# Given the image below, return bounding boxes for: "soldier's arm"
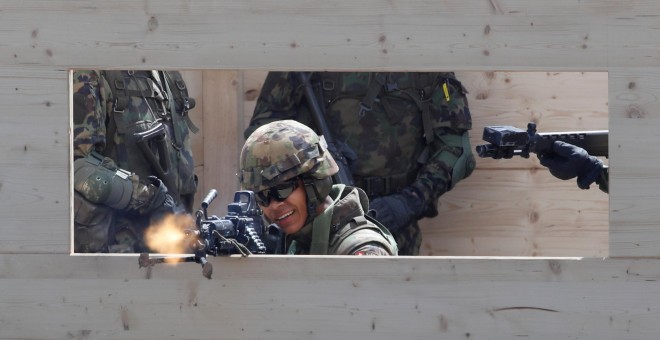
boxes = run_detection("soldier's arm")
[406,76,476,217]
[368,75,476,232]
[72,71,175,214]
[72,70,109,159]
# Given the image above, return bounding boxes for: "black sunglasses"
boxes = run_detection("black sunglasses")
[256,178,300,206]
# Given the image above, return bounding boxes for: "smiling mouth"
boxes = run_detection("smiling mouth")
[276,210,294,222]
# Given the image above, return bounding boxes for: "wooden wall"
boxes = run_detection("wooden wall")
[2,1,660,339]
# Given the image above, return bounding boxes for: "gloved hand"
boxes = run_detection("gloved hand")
[538,141,604,189]
[129,176,181,217]
[147,176,185,220]
[369,188,425,233]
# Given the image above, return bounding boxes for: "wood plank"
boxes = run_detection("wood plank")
[421,168,608,257]
[0,72,69,253]
[1,254,660,339]
[0,1,658,70]
[201,70,241,210]
[610,68,660,257]
[3,2,660,338]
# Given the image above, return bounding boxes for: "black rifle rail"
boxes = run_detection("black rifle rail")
[476,123,608,159]
[138,189,283,279]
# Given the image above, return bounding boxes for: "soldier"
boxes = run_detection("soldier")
[72,70,198,253]
[239,120,398,255]
[538,141,609,193]
[245,72,475,255]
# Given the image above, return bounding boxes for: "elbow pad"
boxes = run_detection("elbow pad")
[74,152,134,209]
[450,131,476,188]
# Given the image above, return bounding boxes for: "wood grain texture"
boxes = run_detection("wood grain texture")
[1,1,660,338]
[0,1,658,70]
[2,254,660,339]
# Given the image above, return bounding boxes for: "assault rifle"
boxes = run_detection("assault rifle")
[475,122,608,159]
[139,189,284,279]
[298,72,355,186]
[134,122,181,202]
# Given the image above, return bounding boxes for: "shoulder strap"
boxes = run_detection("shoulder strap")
[309,201,334,255]
[163,71,199,133]
[102,71,130,113]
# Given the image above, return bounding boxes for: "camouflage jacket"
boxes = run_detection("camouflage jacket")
[73,70,197,209]
[72,70,197,252]
[287,184,398,255]
[246,72,476,218]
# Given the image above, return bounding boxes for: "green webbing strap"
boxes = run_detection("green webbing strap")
[164,72,200,133]
[420,99,434,144]
[309,202,334,255]
[104,71,153,112]
[287,240,298,255]
[160,71,184,148]
[309,184,345,254]
[359,73,386,116]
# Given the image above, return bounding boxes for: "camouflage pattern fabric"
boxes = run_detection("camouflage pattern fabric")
[245,72,476,255]
[287,184,397,256]
[239,120,338,193]
[72,70,197,252]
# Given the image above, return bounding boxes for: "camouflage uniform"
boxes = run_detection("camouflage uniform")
[245,72,475,255]
[239,120,398,256]
[72,70,197,253]
[287,184,397,256]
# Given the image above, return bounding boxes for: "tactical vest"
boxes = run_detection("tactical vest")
[101,70,198,211]
[310,72,470,198]
[328,214,398,255]
[287,184,398,255]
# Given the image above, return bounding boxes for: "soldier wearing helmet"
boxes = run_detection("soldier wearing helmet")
[239,120,398,255]
[245,72,476,255]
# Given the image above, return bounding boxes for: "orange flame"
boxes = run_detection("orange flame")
[144,213,195,263]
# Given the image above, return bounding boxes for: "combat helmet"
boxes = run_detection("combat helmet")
[238,120,339,218]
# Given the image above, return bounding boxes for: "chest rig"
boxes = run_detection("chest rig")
[102,70,198,206]
[312,72,460,198]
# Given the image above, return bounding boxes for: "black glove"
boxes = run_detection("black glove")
[132,176,182,219]
[538,141,604,189]
[369,188,425,233]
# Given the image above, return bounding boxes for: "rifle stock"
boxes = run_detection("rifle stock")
[476,122,608,159]
[298,72,355,185]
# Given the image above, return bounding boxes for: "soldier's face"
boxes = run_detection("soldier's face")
[259,179,308,235]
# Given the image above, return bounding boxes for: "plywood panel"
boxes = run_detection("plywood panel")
[423,169,608,256]
[201,70,241,210]
[2,255,660,339]
[610,68,660,257]
[0,2,657,71]
[1,1,660,339]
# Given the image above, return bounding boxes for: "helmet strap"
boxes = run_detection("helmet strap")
[302,178,320,224]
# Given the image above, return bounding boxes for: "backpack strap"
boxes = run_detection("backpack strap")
[102,70,154,113]
[358,73,387,117]
[163,71,199,133]
[309,203,334,255]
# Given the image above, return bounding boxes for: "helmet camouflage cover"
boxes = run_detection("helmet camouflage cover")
[239,120,339,192]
